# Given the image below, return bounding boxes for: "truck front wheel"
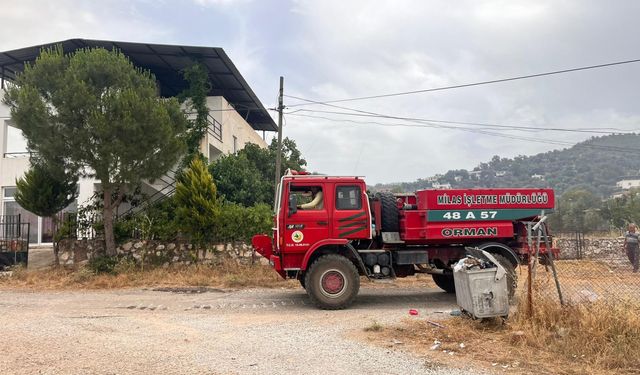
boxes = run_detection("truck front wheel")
[305,254,360,310]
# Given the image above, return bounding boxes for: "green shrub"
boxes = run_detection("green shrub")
[215,203,272,243]
[88,255,118,275]
[114,198,180,242]
[113,257,138,274]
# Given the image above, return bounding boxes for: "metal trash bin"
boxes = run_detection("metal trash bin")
[453,250,509,319]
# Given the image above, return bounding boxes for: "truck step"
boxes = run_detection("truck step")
[381,232,404,244]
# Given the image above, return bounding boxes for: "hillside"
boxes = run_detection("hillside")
[372,134,640,197]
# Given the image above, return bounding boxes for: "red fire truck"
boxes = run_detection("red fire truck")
[252,170,556,309]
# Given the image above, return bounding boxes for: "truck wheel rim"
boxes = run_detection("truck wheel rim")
[320,270,347,297]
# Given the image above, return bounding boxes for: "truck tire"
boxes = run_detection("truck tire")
[375,192,399,232]
[432,273,456,293]
[298,273,306,289]
[490,253,518,300]
[305,254,360,310]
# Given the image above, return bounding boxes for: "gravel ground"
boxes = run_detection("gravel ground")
[0,286,489,375]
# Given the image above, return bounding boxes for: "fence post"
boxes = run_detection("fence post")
[526,222,534,317]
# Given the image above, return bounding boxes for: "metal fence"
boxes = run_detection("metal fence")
[520,233,639,310]
[0,215,30,269]
[57,211,102,240]
[57,211,150,241]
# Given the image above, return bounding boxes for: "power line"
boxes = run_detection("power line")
[286,112,640,155]
[285,57,640,107]
[289,108,635,135]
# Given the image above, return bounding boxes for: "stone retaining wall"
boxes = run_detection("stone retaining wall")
[57,239,264,267]
[555,237,626,260]
[58,236,627,267]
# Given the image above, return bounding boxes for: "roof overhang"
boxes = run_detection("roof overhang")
[0,38,277,132]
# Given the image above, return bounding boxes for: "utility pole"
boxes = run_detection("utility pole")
[274,76,284,202]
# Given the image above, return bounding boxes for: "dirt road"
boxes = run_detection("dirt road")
[1,286,485,375]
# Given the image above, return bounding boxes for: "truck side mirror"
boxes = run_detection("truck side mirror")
[288,194,298,216]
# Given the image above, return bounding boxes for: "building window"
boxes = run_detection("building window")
[2,186,76,244]
[209,144,223,161]
[336,185,362,210]
[4,121,29,158]
[2,188,38,243]
[3,187,16,198]
[233,135,238,154]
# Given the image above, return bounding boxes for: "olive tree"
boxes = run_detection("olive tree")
[3,47,188,256]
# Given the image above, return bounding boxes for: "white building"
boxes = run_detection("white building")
[0,39,276,245]
[432,182,452,189]
[611,191,627,199]
[616,177,640,190]
[469,170,482,179]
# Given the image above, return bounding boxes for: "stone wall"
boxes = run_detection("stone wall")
[58,236,627,267]
[555,237,626,260]
[57,239,265,267]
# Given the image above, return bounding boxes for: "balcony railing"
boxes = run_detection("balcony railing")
[207,114,222,142]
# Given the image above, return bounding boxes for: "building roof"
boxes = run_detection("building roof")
[0,38,277,132]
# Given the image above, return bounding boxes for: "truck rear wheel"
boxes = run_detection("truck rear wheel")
[489,253,517,300]
[432,273,456,293]
[375,192,399,232]
[305,254,360,310]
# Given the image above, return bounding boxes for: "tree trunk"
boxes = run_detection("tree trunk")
[103,188,117,256]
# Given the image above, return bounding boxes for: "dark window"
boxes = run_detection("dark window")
[336,185,362,210]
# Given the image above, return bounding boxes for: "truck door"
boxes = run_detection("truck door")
[332,183,371,239]
[282,182,330,268]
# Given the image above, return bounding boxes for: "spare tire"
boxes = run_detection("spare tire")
[375,192,399,232]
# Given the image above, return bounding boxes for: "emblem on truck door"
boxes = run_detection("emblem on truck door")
[291,231,304,243]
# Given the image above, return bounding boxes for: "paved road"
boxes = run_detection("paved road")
[0,286,485,375]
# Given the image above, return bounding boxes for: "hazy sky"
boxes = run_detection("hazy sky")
[1,0,639,184]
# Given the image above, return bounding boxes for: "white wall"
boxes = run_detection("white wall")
[203,96,267,160]
[616,179,640,190]
[0,89,30,199]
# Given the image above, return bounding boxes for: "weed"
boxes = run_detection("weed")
[88,255,118,275]
[364,320,384,332]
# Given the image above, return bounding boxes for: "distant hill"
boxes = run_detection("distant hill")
[372,134,640,197]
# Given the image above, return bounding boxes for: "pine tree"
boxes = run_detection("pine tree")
[3,46,188,256]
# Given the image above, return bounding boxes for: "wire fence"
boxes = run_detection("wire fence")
[520,233,640,310]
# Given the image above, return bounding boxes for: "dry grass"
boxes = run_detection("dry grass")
[0,259,296,290]
[368,290,640,375]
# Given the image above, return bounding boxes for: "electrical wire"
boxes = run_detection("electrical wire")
[285,58,640,107]
[286,112,640,155]
[289,108,635,135]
